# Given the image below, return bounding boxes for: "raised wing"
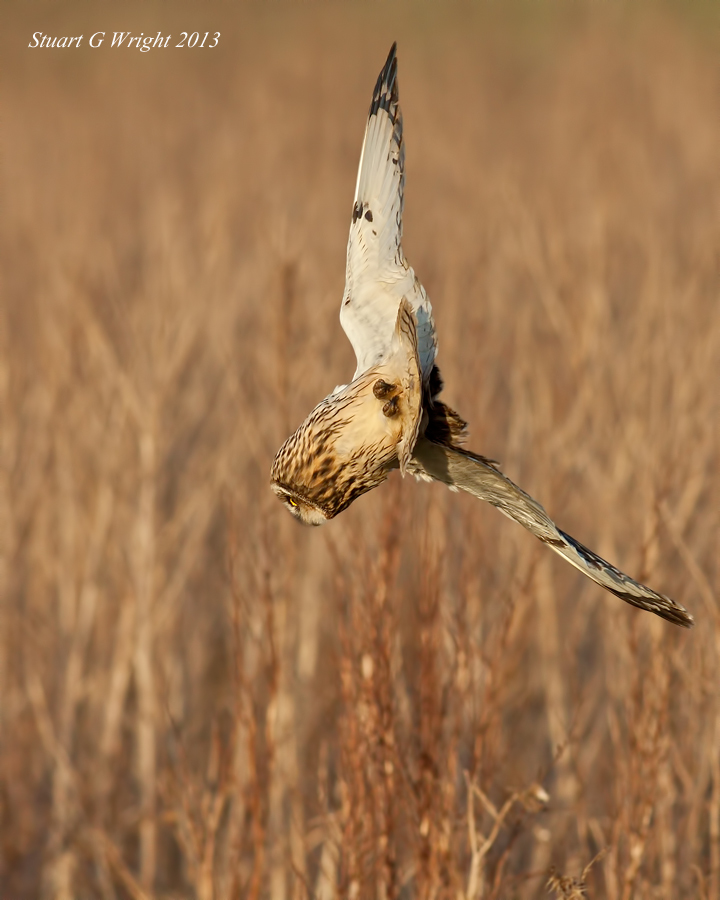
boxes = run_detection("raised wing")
[412,438,694,627]
[340,43,437,382]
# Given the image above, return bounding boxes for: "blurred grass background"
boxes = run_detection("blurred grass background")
[2,1,720,897]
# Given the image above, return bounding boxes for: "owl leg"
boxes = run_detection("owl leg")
[373,379,402,418]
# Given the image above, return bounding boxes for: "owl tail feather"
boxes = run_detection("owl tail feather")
[412,437,694,628]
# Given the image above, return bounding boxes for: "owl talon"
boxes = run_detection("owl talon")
[382,396,399,417]
[373,379,397,400]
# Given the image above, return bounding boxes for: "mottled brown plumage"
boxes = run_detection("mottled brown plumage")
[271,299,421,524]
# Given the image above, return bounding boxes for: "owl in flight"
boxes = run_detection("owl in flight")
[271,44,693,628]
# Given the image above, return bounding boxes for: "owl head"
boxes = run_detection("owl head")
[271,301,423,525]
[270,369,414,525]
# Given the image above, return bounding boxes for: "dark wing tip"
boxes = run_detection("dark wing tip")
[614,590,695,628]
[559,530,695,628]
[369,42,399,119]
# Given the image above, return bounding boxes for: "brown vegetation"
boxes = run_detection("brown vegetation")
[2,3,719,897]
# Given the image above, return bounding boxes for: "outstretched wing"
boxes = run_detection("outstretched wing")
[412,438,694,628]
[340,43,437,382]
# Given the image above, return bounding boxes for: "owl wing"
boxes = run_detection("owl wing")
[340,43,437,382]
[412,438,694,627]
[389,298,423,473]
[335,299,423,474]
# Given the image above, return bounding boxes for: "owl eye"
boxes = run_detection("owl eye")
[287,498,298,508]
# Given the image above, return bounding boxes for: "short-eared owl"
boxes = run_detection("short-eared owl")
[271,43,693,628]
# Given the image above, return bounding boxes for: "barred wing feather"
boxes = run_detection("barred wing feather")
[412,438,694,628]
[340,43,437,382]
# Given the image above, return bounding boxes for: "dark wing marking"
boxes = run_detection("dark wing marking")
[412,438,694,628]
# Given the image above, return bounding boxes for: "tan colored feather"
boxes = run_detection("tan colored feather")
[411,439,693,628]
[270,300,420,524]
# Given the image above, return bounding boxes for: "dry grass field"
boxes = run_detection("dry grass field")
[2,2,720,898]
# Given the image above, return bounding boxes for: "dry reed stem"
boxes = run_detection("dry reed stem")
[2,4,719,898]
